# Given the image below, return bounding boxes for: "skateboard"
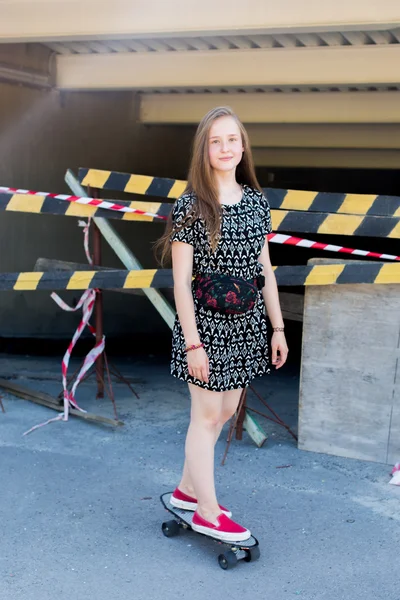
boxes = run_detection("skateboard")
[160,492,260,570]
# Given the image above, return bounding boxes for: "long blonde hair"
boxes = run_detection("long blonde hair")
[155,106,262,265]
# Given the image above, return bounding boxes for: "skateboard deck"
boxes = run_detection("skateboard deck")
[160,492,260,570]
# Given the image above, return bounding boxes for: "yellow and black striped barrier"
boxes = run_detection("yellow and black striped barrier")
[1,191,400,238]
[2,263,400,291]
[79,168,187,200]
[79,168,400,218]
[0,192,170,222]
[267,188,400,218]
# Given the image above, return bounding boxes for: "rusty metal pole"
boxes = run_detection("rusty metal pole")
[89,186,104,398]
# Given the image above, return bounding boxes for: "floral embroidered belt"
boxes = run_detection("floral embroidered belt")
[192,272,265,315]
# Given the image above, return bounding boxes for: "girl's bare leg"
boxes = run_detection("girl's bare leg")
[178,386,243,521]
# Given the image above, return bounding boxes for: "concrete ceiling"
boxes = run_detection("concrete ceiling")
[44,28,400,55]
[1,1,399,42]
[45,28,400,93]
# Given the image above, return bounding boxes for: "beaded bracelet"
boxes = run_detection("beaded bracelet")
[185,343,204,353]
[272,327,285,332]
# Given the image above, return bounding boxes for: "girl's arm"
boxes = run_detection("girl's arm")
[258,239,289,369]
[172,241,209,382]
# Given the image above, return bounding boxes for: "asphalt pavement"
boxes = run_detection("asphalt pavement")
[0,354,398,600]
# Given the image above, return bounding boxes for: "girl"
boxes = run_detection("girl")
[157,106,288,542]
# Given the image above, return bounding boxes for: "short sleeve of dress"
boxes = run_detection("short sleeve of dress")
[259,193,273,235]
[170,194,197,246]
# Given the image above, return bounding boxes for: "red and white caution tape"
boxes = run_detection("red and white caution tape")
[23,221,102,434]
[2,185,399,261]
[78,218,93,265]
[390,463,400,486]
[23,205,105,435]
[267,233,400,262]
[52,289,105,412]
[23,289,105,435]
[0,186,167,221]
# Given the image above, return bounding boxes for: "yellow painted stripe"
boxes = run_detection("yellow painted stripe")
[394,207,400,218]
[65,202,98,217]
[388,221,400,238]
[14,272,43,290]
[81,169,111,190]
[271,209,288,230]
[167,180,187,199]
[338,194,376,215]
[305,264,345,286]
[124,269,157,289]
[121,212,153,222]
[125,174,154,195]
[374,264,400,284]
[7,194,46,213]
[121,201,162,222]
[281,190,316,211]
[318,214,364,236]
[66,271,96,290]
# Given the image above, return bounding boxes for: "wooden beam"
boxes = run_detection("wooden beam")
[1,1,399,42]
[34,258,144,296]
[279,292,304,322]
[57,45,400,90]
[243,412,268,448]
[139,92,400,124]
[0,378,124,427]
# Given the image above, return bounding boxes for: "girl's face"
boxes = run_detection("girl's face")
[208,116,244,173]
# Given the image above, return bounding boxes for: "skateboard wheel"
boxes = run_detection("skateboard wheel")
[218,551,238,570]
[244,546,260,562]
[162,520,180,538]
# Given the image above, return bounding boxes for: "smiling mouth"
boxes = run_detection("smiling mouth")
[219,156,233,160]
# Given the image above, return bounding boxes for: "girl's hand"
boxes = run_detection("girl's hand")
[187,347,210,383]
[271,332,288,369]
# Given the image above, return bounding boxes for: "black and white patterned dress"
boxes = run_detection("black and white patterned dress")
[170,185,272,391]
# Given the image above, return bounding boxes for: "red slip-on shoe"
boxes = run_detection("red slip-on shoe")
[191,511,251,542]
[170,488,232,518]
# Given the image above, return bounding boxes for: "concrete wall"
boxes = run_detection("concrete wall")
[0,50,195,338]
[298,260,400,465]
